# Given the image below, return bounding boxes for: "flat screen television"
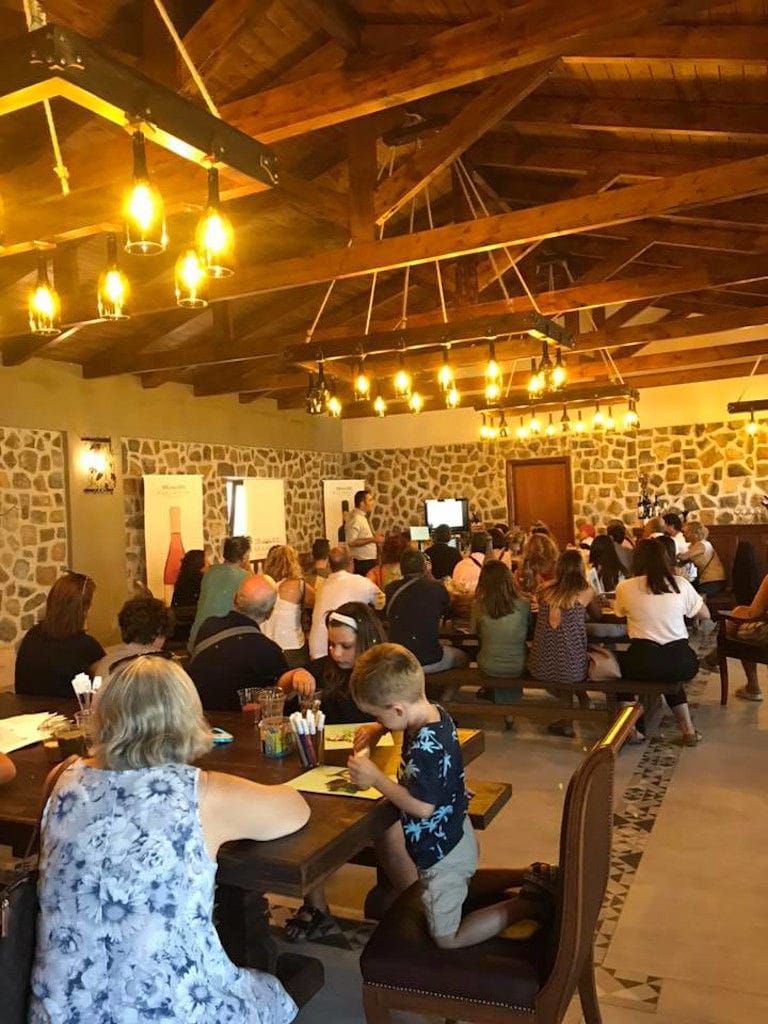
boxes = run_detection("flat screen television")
[424,498,469,532]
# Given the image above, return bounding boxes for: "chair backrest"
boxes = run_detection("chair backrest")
[536,736,615,1021]
[731,540,761,605]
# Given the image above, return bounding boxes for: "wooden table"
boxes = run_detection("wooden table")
[0,693,484,898]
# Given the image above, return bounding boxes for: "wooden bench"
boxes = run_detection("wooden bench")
[423,667,680,728]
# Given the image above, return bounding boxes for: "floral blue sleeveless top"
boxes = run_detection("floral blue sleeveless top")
[28,760,296,1024]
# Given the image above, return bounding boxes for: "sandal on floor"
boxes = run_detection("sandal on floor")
[284,904,335,943]
[735,686,764,702]
[673,730,703,747]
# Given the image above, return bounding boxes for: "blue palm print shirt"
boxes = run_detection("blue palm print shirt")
[397,704,468,870]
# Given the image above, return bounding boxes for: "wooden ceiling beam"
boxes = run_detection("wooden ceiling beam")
[347,117,378,243]
[221,1,715,143]
[177,0,255,97]
[569,25,768,68]
[502,96,768,142]
[373,63,556,225]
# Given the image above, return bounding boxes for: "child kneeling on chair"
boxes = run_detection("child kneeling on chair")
[348,642,553,948]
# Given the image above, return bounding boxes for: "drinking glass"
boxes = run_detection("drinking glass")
[256,687,286,720]
[259,716,293,759]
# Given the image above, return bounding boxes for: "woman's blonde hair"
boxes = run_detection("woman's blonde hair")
[263,544,302,582]
[520,533,559,593]
[684,520,708,542]
[93,655,212,770]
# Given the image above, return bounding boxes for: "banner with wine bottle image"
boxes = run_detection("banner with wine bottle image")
[143,475,204,604]
[323,479,365,547]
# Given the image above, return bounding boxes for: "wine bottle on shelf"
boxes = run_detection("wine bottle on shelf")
[163,506,185,605]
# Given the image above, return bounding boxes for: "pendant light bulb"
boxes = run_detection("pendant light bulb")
[437,348,454,391]
[408,390,424,414]
[560,405,571,432]
[745,410,758,436]
[516,417,529,440]
[485,341,501,382]
[527,357,543,396]
[175,249,209,308]
[353,360,371,400]
[124,131,166,255]
[485,379,501,403]
[479,414,488,441]
[326,380,342,418]
[574,409,586,434]
[592,403,605,429]
[529,411,541,435]
[195,167,234,278]
[605,406,615,431]
[373,390,387,417]
[498,412,509,439]
[394,352,411,396]
[552,347,567,389]
[545,413,556,437]
[28,256,61,336]
[97,233,129,320]
[623,399,640,429]
[445,383,460,409]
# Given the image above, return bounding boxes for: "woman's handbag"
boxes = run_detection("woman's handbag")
[587,644,622,681]
[0,756,76,1024]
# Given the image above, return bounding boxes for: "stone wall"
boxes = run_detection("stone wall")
[342,420,768,530]
[122,438,343,585]
[0,426,68,645]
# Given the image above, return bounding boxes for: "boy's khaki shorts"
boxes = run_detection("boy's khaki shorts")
[418,818,478,939]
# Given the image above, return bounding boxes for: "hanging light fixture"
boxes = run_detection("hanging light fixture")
[479,414,490,441]
[560,406,571,433]
[484,340,502,402]
[408,389,424,413]
[175,249,208,307]
[516,416,529,440]
[592,402,605,429]
[393,350,412,396]
[574,409,586,434]
[623,399,640,430]
[28,255,61,336]
[498,412,509,439]
[353,359,371,401]
[97,233,129,320]
[437,347,454,391]
[545,412,556,437]
[195,166,234,277]
[604,406,616,431]
[445,383,460,409]
[124,131,166,255]
[552,347,567,388]
[305,372,325,415]
[373,386,387,417]
[745,410,759,436]
[529,409,541,434]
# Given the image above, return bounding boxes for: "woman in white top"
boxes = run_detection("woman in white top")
[679,521,726,595]
[260,545,315,667]
[614,538,710,746]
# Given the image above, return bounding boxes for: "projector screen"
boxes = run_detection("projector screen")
[424,498,469,531]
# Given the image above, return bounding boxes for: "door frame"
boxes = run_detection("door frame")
[505,456,574,539]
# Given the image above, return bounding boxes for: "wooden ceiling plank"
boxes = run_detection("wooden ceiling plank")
[574,237,654,285]
[568,25,768,67]
[177,0,255,96]
[291,0,361,52]
[373,62,556,226]
[347,117,379,243]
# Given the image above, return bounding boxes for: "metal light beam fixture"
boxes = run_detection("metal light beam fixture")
[478,383,639,414]
[0,24,278,184]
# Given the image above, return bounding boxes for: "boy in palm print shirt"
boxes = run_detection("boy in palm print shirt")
[349,643,542,948]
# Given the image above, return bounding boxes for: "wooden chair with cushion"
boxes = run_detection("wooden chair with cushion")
[359,706,640,1024]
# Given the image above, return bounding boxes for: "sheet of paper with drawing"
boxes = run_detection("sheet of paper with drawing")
[0,712,55,754]
[286,765,384,800]
[322,723,394,750]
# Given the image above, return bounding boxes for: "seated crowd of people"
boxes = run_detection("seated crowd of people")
[7,497,766,1022]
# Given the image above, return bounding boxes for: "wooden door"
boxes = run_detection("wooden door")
[506,457,574,551]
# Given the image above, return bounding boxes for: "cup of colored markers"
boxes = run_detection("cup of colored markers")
[289,709,325,768]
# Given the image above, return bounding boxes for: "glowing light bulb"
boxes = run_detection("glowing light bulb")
[28,258,61,336]
[408,390,424,413]
[592,405,605,429]
[574,410,585,434]
[97,234,129,320]
[175,250,209,308]
[445,384,460,409]
[354,362,371,400]
[394,352,411,396]
[195,168,234,277]
[604,407,615,431]
[516,419,529,440]
[437,351,454,390]
[552,347,567,388]
[485,341,501,384]
[545,414,556,437]
[327,393,342,417]
[373,393,387,416]
[485,379,501,403]
[529,413,541,434]
[623,402,639,429]
[124,133,166,254]
[746,412,758,436]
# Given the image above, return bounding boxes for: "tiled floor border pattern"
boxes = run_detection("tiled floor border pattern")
[269,675,709,1015]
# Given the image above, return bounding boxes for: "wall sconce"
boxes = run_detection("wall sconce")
[80,437,116,493]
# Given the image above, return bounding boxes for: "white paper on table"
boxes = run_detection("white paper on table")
[322,724,395,750]
[285,766,384,800]
[0,712,54,754]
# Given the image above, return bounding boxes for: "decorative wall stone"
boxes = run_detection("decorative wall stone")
[122,438,343,586]
[342,420,767,533]
[0,426,68,644]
